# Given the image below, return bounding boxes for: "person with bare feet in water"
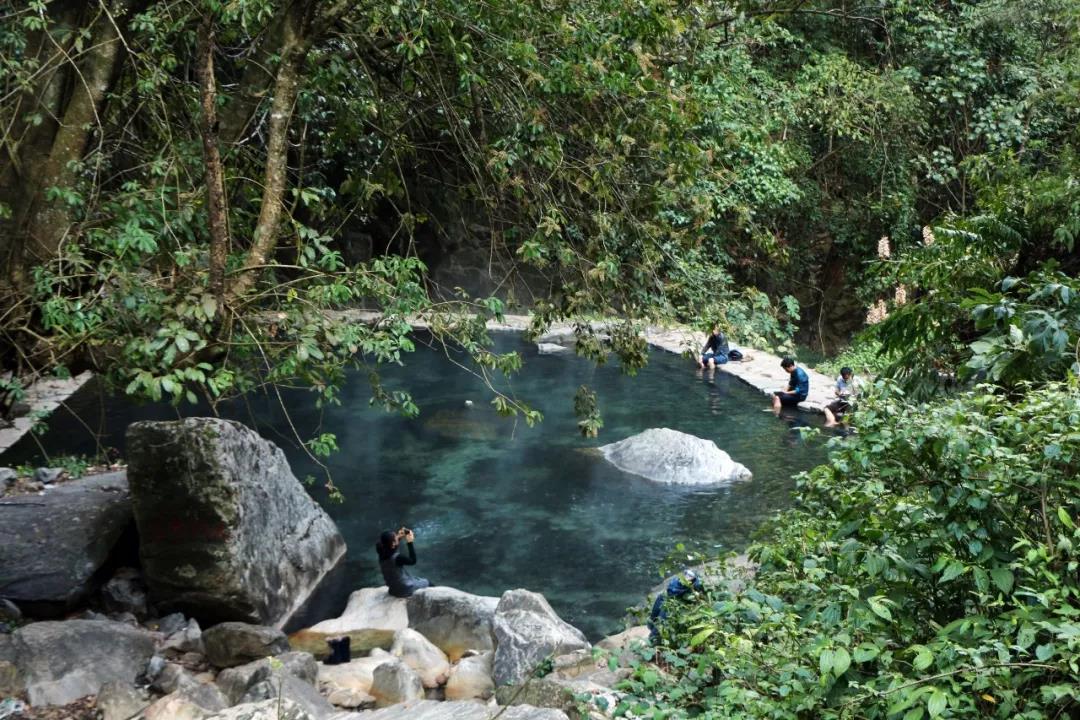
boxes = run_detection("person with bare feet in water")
[771,357,809,412]
[376,527,432,598]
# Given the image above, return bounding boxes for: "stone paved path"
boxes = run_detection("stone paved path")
[341,311,834,414]
[0,371,93,456]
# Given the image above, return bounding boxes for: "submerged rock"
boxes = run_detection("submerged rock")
[598,427,752,485]
[125,417,346,627]
[0,471,131,615]
[492,589,589,687]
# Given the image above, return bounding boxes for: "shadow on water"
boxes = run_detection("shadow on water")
[5,333,829,638]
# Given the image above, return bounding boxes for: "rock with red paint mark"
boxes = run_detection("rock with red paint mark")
[126,418,346,628]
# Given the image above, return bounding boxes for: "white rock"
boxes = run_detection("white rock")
[289,587,407,658]
[369,660,424,707]
[598,428,752,485]
[444,651,494,701]
[537,343,570,354]
[406,587,498,662]
[316,653,389,701]
[389,629,449,689]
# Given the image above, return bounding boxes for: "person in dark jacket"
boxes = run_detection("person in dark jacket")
[376,527,432,598]
[698,326,730,369]
[772,356,809,411]
[648,569,704,643]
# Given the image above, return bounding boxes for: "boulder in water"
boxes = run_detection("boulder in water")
[125,418,346,628]
[598,428,751,485]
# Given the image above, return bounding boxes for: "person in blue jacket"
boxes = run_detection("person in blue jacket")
[772,357,809,411]
[648,569,704,643]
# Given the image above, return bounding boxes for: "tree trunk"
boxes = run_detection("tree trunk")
[197,15,230,308]
[18,1,134,277]
[226,0,319,303]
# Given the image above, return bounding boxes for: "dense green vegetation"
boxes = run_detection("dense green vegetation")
[3,0,1079,715]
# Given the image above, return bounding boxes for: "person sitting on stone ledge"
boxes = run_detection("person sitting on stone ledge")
[376,526,432,598]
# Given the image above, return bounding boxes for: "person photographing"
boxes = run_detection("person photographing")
[376,526,432,598]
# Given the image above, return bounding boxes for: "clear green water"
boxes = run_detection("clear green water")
[5,333,826,638]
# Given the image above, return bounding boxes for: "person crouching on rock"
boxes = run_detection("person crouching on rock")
[376,527,432,598]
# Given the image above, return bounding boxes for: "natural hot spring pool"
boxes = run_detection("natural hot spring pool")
[5,332,828,638]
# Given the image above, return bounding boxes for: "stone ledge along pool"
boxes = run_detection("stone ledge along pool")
[3,332,827,639]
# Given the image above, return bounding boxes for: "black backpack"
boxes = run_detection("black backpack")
[728,349,744,361]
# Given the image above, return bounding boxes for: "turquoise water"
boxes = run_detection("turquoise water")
[5,333,826,638]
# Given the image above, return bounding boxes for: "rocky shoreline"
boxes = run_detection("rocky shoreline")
[2,416,709,720]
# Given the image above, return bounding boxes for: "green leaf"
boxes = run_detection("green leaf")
[819,648,835,677]
[990,567,1014,594]
[912,646,933,671]
[832,647,851,677]
[689,627,715,646]
[1059,506,1076,530]
[927,689,947,718]
[868,596,893,621]
[853,643,880,662]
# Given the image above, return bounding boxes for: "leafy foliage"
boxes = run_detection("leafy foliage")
[620,381,1080,718]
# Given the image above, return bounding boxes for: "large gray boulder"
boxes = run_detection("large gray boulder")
[125,418,346,627]
[0,471,131,615]
[492,590,589,687]
[9,619,156,707]
[351,699,569,719]
[598,428,752,485]
[406,587,498,661]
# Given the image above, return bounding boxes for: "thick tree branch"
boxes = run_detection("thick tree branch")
[197,14,229,307]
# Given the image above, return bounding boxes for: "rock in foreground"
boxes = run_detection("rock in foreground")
[492,590,589,687]
[9,619,155,707]
[352,699,568,719]
[0,471,131,615]
[126,418,346,627]
[598,427,751,485]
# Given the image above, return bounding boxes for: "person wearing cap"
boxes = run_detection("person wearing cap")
[648,569,704,643]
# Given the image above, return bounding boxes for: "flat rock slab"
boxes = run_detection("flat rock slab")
[644,325,833,412]
[0,471,131,615]
[290,587,407,659]
[599,428,751,485]
[126,418,346,628]
[344,699,568,720]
